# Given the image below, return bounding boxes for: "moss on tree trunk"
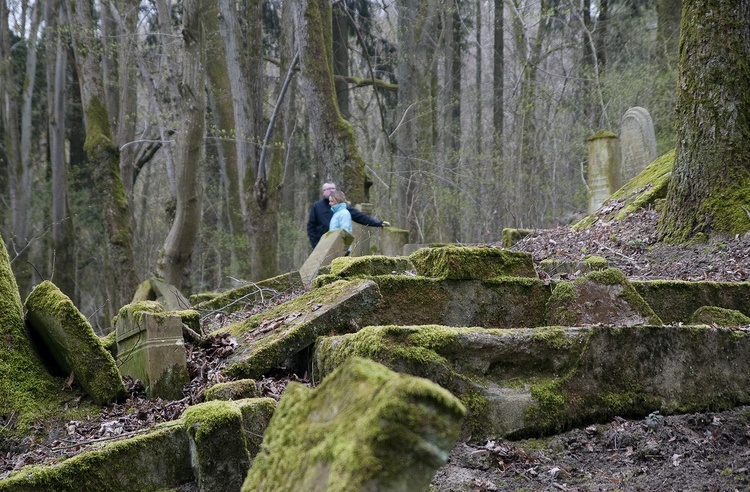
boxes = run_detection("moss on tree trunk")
[658,0,750,241]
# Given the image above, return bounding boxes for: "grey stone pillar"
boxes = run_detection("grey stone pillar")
[587,130,621,213]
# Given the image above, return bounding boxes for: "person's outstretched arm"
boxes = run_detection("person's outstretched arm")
[348,206,383,227]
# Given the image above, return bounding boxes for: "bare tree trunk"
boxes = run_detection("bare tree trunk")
[66,0,138,311]
[0,0,41,296]
[656,0,682,67]
[293,0,369,204]
[492,0,505,235]
[443,5,462,242]
[46,0,76,301]
[205,0,251,280]
[160,0,206,290]
[658,0,750,241]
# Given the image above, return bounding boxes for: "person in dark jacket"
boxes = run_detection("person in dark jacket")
[306,182,389,248]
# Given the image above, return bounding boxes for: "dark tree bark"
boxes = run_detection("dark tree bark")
[657,0,750,241]
[66,0,138,311]
[293,0,369,204]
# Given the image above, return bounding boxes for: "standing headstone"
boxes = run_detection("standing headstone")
[115,304,189,400]
[351,203,377,257]
[620,106,657,184]
[587,130,621,213]
[298,228,354,288]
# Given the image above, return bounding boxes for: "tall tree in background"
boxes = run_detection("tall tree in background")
[66,0,137,313]
[0,0,40,296]
[45,0,76,301]
[658,0,750,241]
[491,0,504,233]
[160,0,206,290]
[293,0,370,204]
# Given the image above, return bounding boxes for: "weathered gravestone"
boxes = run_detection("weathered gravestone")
[587,130,621,213]
[132,277,191,311]
[25,281,126,405]
[350,203,376,257]
[115,302,189,400]
[620,106,657,184]
[299,228,353,288]
[242,357,466,492]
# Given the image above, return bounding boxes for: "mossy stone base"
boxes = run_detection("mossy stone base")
[690,306,750,326]
[546,268,662,326]
[410,245,536,280]
[242,357,465,492]
[633,280,750,324]
[182,400,251,492]
[25,281,126,405]
[329,255,414,278]
[501,228,533,248]
[204,379,260,401]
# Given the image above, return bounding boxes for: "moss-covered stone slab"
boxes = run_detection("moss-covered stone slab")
[314,325,588,438]
[115,303,189,400]
[192,271,303,315]
[131,277,191,311]
[25,281,126,405]
[1,239,73,442]
[360,276,550,328]
[204,379,260,401]
[690,306,750,326]
[223,279,382,379]
[633,280,750,324]
[314,324,750,439]
[242,357,465,492]
[410,245,537,280]
[546,268,662,326]
[329,255,414,278]
[574,149,674,230]
[0,423,193,491]
[0,398,276,491]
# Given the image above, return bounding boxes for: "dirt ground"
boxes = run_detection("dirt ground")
[4,206,750,490]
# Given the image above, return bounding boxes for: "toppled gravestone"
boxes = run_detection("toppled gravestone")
[223,279,382,379]
[132,277,191,311]
[25,281,126,405]
[547,268,663,326]
[314,324,750,439]
[0,398,276,492]
[0,237,68,437]
[115,302,190,400]
[192,271,303,315]
[242,357,466,491]
[410,245,537,280]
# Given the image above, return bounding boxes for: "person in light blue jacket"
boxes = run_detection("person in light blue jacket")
[328,190,352,234]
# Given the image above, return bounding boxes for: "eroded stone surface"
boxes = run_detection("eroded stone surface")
[299,229,354,288]
[242,357,465,492]
[547,268,662,326]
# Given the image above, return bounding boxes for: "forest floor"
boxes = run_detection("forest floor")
[4,206,750,490]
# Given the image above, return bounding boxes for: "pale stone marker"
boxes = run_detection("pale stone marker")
[587,130,621,213]
[116,307,189,400]
[620,106,657,184]
[351,202,377,257]
[298,228,353,288]
[380,226,409,256]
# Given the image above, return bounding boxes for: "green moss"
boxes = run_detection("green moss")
[501,228,533,248]
[574,149,675,230]
[459,389,492,436]
[531,327,571,350]
[690,306,750,326]
[587,130,617,140]
[204,379,260,401]
[410,246,536,280]
[583,255,608,269]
